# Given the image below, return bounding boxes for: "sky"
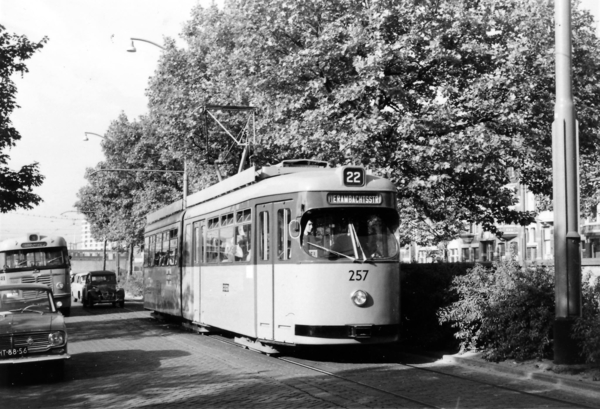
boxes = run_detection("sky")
[0,0,217,244]
[0,0,599,245]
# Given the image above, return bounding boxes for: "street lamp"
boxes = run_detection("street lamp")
[127,37,165,52]
[83,132,106,141]
[553,0,582,364]
[126,37,187,208]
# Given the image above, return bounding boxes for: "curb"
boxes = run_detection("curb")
[442,354,600,394]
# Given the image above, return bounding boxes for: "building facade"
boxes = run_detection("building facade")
[400,183,600,275]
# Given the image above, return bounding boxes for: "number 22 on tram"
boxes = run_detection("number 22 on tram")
[143,160,400,351]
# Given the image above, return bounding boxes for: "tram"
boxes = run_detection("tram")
[0,234,72,316]
[143,160,400,351]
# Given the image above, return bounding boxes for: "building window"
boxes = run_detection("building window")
[497,243,506,260]
[461,248,470,262]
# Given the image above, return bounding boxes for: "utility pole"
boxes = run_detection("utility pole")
[552,0,582,364]
[102,238,107,270]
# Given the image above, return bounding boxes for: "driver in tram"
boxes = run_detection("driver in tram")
[302,220,319,257]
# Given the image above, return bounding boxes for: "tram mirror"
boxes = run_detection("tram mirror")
[289,220,301,239]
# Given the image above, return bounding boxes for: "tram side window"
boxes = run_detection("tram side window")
[259,211,270,261]
[168,229,178,266]
[220,226,235,262]
[206,225,220,263]
[277,208,292,260]
[149,235,156,267]
[157,232,167,266]
[235,224,251,262]
[144,236,150,267]
[184,224,192,266]
[192,221,204,265]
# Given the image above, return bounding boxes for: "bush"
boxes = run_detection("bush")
[438,260,555,362]
[573,274,600,364]
[400,262,473,350]
[118,271,144,298]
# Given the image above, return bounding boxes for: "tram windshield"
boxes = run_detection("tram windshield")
[1,247,69,271]
[301,208,399,261]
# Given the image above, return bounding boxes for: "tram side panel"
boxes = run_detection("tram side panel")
[201,264,256,337]
[144,265,182,317]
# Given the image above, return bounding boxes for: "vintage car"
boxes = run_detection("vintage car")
[81,270,125,308]
[0,283,70,375]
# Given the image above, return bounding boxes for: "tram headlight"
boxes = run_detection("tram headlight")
[351,290,368,307]
[56,282,64,290]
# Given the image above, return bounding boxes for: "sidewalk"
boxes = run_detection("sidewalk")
[442,351,600,395]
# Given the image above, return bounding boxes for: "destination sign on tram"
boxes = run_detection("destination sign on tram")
[21,242,47,248]
[327,194,382,205]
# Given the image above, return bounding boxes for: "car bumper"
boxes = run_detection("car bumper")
[0,353,70,365]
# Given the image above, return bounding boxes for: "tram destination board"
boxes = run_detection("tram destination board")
[327,193,382,205]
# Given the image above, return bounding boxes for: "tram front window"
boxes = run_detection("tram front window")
[301,209,398,261]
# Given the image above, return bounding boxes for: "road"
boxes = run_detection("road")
[1,301,598,408]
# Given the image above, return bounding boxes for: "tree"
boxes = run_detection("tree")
[0,25,47,212]
[75,114,183,260]
[84,0,600,248]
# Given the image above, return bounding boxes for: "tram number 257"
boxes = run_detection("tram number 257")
[348,270,368,281]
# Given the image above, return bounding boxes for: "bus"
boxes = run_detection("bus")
[0,233,72,316]
[144,160,400,352]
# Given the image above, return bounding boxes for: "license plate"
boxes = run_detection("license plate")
[0,347,28,358]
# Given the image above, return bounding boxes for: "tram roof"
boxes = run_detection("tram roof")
[147,162,396,225]
[0,234,68,251]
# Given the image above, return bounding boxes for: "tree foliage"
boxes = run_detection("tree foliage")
[80,0,600,246]
[75,114,183,247]
[0,25,47,212]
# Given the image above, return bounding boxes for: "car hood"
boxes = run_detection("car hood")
[0,313,65,335]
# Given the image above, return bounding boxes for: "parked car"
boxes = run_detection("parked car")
[0,283,70,376]
[81,271,125,308]
[70,272,87,303]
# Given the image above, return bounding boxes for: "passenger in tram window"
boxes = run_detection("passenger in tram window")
[235,227,248,262]
[302,220,320,257]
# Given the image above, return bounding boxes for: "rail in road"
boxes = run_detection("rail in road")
[1,303,598,408]
[211,334,598,409]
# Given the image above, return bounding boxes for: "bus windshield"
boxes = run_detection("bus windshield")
[301,208,399,261]
[1,247,69,271]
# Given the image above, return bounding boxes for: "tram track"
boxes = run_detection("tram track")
[208,334,595,409]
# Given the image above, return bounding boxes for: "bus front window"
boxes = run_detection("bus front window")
[1,248,68,270]
[301,208,399,260]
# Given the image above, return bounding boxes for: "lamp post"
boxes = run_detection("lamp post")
[125,38,188,208]
[553,0,582,364]
[83,132,106,141]
[127,37,165,52]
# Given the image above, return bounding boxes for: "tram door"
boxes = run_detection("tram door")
[256,201,294,342]
[256,203,274,340]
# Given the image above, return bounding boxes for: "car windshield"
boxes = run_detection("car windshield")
[91,275,116,284]
[1,247,68,270]
[301,208,399,261]
[0,289,54,315]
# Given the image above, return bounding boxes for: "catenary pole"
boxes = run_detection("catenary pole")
[552,0,582,364]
